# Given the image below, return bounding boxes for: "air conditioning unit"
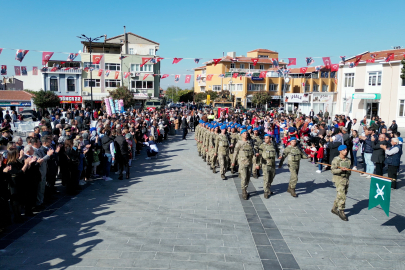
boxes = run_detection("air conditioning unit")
[82,91,89,96]
[130,72,138,77]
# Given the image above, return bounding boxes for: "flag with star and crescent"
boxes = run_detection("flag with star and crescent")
[368,176,391,217]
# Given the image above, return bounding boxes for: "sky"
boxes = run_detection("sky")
[1,0,404,90]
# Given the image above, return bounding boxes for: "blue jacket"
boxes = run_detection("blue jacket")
[385,145,401,167]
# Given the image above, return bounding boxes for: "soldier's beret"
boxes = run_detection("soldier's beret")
[241,129,247,135]
[338,145,347,151]
[264,134,271,137]
[241,125,246,129]
[253,127,259,131]
[220,125,226,130]
[247,126,252,130]
[289,137,296,141]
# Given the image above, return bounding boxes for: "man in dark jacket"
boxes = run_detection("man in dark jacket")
[41,135,60,196]
[114,129,129,180]
[371,133,390,176]
[181,115,188,140]
[389,120,398,134]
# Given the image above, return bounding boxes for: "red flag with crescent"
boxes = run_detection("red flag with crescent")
[331,64,339,72]
[114,71,120,79]
[172,58,183,64]
[98,69,103,76]
[141,57,151,67]
[161,74,169,79]
[322,57,331,69]
[300,67,308,74]
[354,55,362,66]
[288,58,296,66]
[42,52,54,65]
[259,71,267,78]
[185,75,191,83]
[92,55,102,64]
[251,58,259,66]
[213,59,222,66]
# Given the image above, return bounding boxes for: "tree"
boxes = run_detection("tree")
[401,58,405,81]
[32,90,60,109]
[165,86,183,102]
[205,90,218,102]
[194,92,207,103]
[108,86,136,107]
[251,91,271,107]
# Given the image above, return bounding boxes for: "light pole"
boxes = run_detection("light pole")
[77,34,104,110]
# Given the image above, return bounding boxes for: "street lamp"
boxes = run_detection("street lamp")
[77,34,104,110]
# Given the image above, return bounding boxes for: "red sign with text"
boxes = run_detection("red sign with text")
[59,96,82,104]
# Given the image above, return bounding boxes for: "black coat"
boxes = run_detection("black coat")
[328,141,342,164]
[389,123,398,134]
[371,140,389,163]
[181,118,188,129]
[114,135,129,160]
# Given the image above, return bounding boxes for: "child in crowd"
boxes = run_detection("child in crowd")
[309,143,317,164]
[316,141,324,173]
[143,136,159,160]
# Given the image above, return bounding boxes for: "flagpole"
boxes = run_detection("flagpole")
[316,162,393,180]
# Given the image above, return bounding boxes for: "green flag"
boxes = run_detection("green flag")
[368,176,391,216]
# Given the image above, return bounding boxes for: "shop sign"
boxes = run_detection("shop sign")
[284,93,310,103]
[312,94,333,103]
[0,101,31,106]
[352,93,381,99]
[271,96,282,99]
[59,95,82,103]
[251,77,263,81]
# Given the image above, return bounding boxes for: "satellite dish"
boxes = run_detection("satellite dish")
[285,78,290,83]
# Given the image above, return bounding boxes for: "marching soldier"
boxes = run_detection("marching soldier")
[259,134,279,199]
[214,125,229,179]
[231,129,256,200]
[251,128,263,179]
[202,124,210,162]
[195,121,202,156]
[278,137,307,197]
[210,125,219,172]
[229,125,239,173]
[331,145,351,221]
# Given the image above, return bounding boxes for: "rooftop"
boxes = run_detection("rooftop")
[81,41,123,48]
[0,90,35,101]
[206,56,286,65]
[247,49,278,53]
[345,48,405,63]
[105,32,159,45]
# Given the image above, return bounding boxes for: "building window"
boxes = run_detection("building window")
[200,86,205,92]
[368,71,382,86]
[201,70,206,75]
[258,55,269,58]
[269,84,278,91]
[149,49,155,55]
[322,85,328,92]
[228,84,243,91]
[259,65,264,70]
[400,100,405,117]
[212,85,221,91]
[129,48,134,54]
[84,79,101,87]
[284,84,290,92]
[248,84,265,91]
[105,79,121,88]
[313,84,319,92]
[305,84,310,92]
[105,63,121,71]
[131,64,153,72]
[50,77,58,91]
[249,64,255,70]
[240,64,245,69]
[344,73,354,87]
[311,73,319,79]
[230,63,235,69]
[84,62,100,70]
[330,71,336,78]
[321,72,329,78]
[402,78,405,86]
[67,77,75,92]
[131,80,154,89]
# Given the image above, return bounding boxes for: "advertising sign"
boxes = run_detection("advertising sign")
[284,93,310,103]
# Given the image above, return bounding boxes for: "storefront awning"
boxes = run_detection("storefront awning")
[352,93,381,100]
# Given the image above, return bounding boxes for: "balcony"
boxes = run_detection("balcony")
[42,68,82,74]
[229,68,265,73]
[198,81,206,86]
[200,72,206,77]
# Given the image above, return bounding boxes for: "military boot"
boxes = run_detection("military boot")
[256,169,260,177]
[392,180,397,189]
[338,210,348,221]
[212,166,216,174]
[221,174,226,180]
[198,152,201,157]
[253,171,258,179]
[287,187,297,197]
[231,167,235,174]
[242,188,249,200]
[331,205,339,216]
[263,192,269,199]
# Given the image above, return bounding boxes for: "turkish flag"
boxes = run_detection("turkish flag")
[0,48,2,55]
[206,74,213,81]
[300,67,308,74]
[65,67,71,71]
[33,66,38,75]
[259,71,267,78]
[124,72,130,79]
[288,58,296,66]
[92,55,102,64]
[143,74,149,80]
[42,52,54,65]
[213,59,222,66]
[232,73,239,78]
[172,58,183,64]
[60,61,66,65]
[114,71,120,79]
[322,57,331,69]
[14,66,21,76]
[161,74,169,79]
[354,55,362,66]
[141,57,151,67]
[51,66,57,72]
[385,53,394,62]
[251,58,259,66]
[331,64,339,72]
[366,59,375,63]
[98,69,103,76]
[185,75,191,83]
[156,57,164,63]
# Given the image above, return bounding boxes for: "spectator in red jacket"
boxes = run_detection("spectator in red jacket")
[316,141,324,173]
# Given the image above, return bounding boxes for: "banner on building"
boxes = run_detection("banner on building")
[124,72,130,79]
[322,57,331,69]
[284,93,310,103]
[33,66,38,75]
[143,74,149,80]
[368,176,391,216]
[21,66,27,76]
[92,55,102,64]
[114,71,120,79]
[185,75,191,83]
[98,69,103,76]
[14,66,21,76]
[59,96,82,104]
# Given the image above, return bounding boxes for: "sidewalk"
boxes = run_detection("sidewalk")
[0,133,404,270]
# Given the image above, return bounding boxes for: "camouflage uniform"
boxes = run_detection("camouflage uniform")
[202,128,209,161]
[229,132,239,171]
[251,135,263,178]
[279,145,307,196]
[232,140,254,198]
[331,156,351,210]
[208,132,217,167]
[259,142,278,197]
[215,133,229,178]
[195,125,201,155]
